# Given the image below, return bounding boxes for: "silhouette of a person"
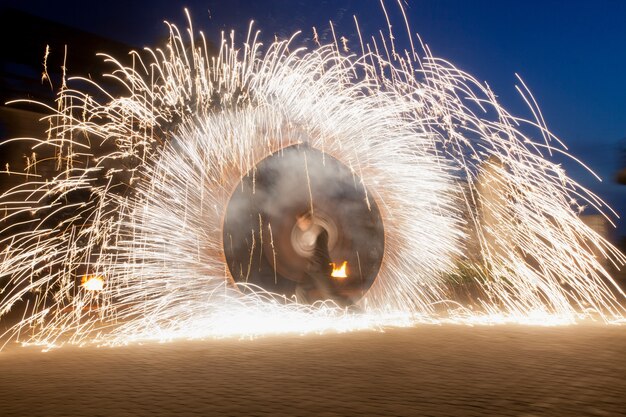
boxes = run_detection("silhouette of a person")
[294,211,346,305]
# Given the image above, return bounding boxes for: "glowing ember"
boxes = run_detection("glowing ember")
[81,275,105,291]
[331,262,349,279]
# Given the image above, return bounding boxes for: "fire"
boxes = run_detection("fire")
[81,275,105,291]
[331,261,348,278]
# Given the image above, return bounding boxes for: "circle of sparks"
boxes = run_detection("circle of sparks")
[1,11,625,349]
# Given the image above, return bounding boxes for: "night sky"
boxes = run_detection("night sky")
[3,0,626,234]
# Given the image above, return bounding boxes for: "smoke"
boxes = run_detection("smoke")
[223,144,384,296]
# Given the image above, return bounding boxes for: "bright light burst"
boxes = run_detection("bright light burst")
[80,275,105,292]
[1,7,625,350]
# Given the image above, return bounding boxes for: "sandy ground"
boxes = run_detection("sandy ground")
[0,324,625,417]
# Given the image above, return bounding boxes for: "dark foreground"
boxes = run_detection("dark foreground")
[0,325,625,416]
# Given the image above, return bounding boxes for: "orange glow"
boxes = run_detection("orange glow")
[331,261,348,278]
[81,275,104,291]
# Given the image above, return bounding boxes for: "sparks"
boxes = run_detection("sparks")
[0,9,624,350]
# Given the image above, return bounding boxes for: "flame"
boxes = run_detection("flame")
[81,275,104,291]
[331,261,348,278]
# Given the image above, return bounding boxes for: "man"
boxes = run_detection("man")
[294,210,347,306]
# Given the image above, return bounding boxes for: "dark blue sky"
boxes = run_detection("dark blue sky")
[5,0,626,233]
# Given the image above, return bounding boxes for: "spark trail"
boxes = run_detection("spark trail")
[0,11,624,350]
